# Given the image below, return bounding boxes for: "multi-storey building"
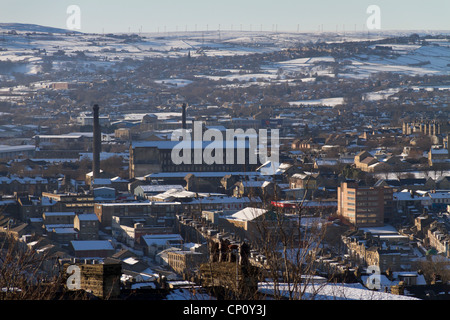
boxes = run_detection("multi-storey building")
[128,140,261,178]
[74,213,99,240]
[167,249,208,276]
[337,181,393,227]
[94,202,182,229]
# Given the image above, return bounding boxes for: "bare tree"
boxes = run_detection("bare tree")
[0,234,65,299]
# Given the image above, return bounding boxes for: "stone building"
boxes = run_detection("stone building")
[64,261,121,299]
[342,230,417,272]
[74,213,99,240]
[69,240,115,258]
[94,202,181,229]
[167,250,208,276]
[128,140,260,178]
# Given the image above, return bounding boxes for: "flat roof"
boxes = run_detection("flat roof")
[43,212,76,216]
[132,140,252,150]
[70,240,114,251]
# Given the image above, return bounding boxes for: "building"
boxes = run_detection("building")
[337,181,393,227]
[43,211,76,226]
[342,229,418,272]
[94,202,182,229]
[402,120,441,136]
[128,140,260,178]
[428,146,449,166]
[34,134,87,151]
[353,151,391,172]
[111,215,173,248]
[426,221,450,257]
[426,191,450,210]
[63,261,121,299]
[69,240,115,258]
[134,184,185,200]
[41,192,96,214]
[141,234,184,259]
[167,250,208,276]
[74,213,99,240]
[0,176,55,196]
[0,145,35,160]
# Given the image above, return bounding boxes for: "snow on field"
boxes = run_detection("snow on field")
[197,73,279,82]
[342,43,450,78]
[261,56,336,78]
[289,97,344,107]
[364,87,402,101]
[373,170,450,180]
[154,79,193,87]
[1,25,449,86]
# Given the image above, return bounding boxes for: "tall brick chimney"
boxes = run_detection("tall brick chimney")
[182,103,187,130]
[92,104,101,180]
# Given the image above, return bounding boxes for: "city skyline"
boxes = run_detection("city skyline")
[1,0,450,34]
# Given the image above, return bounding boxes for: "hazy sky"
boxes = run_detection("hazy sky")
[1,0,449,34]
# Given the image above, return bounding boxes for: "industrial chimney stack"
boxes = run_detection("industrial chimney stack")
[92,104,101,180]
[182,103,187,130]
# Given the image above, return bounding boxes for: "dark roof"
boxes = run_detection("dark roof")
[375,178,429,187]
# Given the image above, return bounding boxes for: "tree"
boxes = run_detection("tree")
[0,234,63,300]
[251,203,330,300]
[418,255,450,285]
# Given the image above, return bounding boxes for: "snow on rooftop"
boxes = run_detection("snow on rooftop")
[229,207,267,222]
[76,213,99,221]
[70,240,114,251]
[258,282,420,300]
[44,211,75,216]
[359,224,400,236]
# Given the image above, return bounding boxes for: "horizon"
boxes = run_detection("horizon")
[3,22,450,36]
[1,0,450,34]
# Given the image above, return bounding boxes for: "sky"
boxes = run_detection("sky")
[1,0,449,34]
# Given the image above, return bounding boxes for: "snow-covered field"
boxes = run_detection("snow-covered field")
[289,97,344,107]
[340,45,450,79]
[0,23,449,85]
